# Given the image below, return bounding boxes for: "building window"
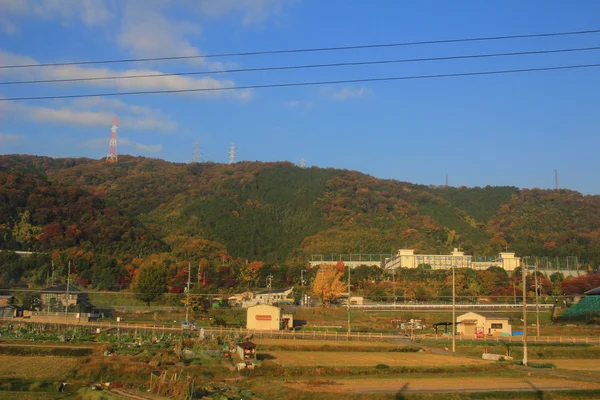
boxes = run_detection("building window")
[491,323,503,329]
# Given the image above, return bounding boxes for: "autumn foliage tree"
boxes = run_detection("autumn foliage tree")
[312,264,347,306]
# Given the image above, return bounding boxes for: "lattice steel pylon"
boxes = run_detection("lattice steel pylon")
[106,118,118,163]
[228,142,236,164]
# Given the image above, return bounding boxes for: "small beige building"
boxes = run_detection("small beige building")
[246,304,282,331]
[456,312,512,337]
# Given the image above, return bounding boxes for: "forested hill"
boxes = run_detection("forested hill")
[1,155,599,273]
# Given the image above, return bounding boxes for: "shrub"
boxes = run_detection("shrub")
[375,364,390,369]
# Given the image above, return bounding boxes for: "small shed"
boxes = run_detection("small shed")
[0,305,17,318]
[456,312,511,337]
[246,304,282,330]
[0,295,15,306]
[236,341,256,361]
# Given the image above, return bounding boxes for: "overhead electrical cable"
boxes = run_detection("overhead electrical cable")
[2,63,599,102]
[1,28,600,69]
[2,46,599,86]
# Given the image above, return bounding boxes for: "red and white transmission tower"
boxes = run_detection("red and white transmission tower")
[106,117,118,163]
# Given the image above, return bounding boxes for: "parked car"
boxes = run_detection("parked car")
[181,321,198,330]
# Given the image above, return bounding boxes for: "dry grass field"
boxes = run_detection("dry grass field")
[284,376,600,394]
[544,359,600,371]
[263,351,489,367]
[253,338,401,347]
[0,355,79,379]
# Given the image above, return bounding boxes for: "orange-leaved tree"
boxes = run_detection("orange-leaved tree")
[312,264,347,306]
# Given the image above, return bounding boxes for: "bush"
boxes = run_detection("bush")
[375,364,390,369]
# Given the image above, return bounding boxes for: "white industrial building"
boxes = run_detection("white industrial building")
[384,248,521,271]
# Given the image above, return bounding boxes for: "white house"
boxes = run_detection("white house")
[456,312,512,337]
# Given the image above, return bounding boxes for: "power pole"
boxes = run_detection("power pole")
[347,265,351,333]
[554,169,559,190]
[445,172,448,187]
[300,269,305,306]
[192,142,201,163]
[64,261,71,323]
[535,264,540,338]
[228,142,237,164]
[106,118,118,163]
[392,267,396,305]
[522,258,528,366]
[452,255,456,356]
[185,263,191,322]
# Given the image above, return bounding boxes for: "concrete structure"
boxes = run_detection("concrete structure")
[384,248,522,272]
[456,312,512,337]
[385,248,472,270]
[309,254,391,268]
[246,304,283,330]
[236,341,256,362]
[241,288,293,308]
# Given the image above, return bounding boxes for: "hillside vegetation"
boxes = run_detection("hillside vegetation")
[1,154,599,291]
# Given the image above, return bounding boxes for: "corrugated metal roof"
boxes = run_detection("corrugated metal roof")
[584,286,600,296]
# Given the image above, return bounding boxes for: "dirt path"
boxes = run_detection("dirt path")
[286,376,600,394]
[109,388,169,400]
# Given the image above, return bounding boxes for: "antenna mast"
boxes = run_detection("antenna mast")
[554,169,559,190]
[106,118,118,163]
[228,142,236,164]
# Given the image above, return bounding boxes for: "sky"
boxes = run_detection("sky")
[1,0,599,194]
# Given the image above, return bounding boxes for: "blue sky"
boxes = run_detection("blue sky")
[1,0,599,194]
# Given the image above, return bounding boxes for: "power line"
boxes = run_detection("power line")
[2,28,600,69]
[2,62,599,102]
[3,46,599,86]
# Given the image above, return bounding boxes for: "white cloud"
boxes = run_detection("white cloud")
[118,2,202,59]
[0,17,18,35]
[1,98,178,133]
[193,0,288,25]
[80,136,162,154]
[0,133,23,145]
[0,50,246,100]
[324,86,372,101]
[0,0,112,27]
[285,100,311,110]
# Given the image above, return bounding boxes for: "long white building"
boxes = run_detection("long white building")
[384,248,521,271]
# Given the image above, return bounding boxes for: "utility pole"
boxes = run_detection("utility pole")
[186,263,191,322]
[535,263,540,338]
[392,267,396,305]
[64,261,71,323]
[452,255,456,356]
[522,258,528,366]
[300,269,306,306]
[347,265,351,333]
[554,169,559,190]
